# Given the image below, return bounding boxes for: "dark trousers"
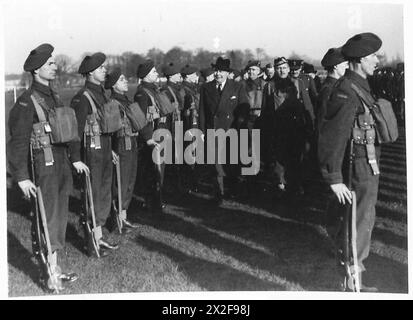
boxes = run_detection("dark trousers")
[34,146,72,252]
[113,136,138,212]
[85,135,113,227]
[141,144,165,208]
[329,154,380,272]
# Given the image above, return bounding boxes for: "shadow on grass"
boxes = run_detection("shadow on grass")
[135,235,287,291]
[372,228,407,250]
[7,231,42,292]
[375,205,406,223]
[137,193,339,291]
[7,187,32,220]
[363,254,408,293]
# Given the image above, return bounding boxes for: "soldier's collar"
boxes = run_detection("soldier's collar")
[86,80,105,93]
[111,91,129,103]
[346,69,370,92]
[32,81,52,96]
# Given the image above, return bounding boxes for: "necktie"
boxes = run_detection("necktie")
[218,84,222,97]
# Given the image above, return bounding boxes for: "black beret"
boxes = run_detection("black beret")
[24,43,54,72]
[342,32,382,59]
[274,57,288,67]
[288,59,303,70]
[211,57,231,72]
[246,60,261,69]
[181,64,198,76]
[78,52,106,74]
[163,63,180,77]
[104,67,122,89]
[321,47,346,68]
[303,62,316,74]
[137,59,155,79]
[200,67,214,78]
[265,63,274,69]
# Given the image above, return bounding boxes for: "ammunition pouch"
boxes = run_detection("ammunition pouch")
[31,93,80,144]
[83,91,122,134]
[351,83,398,144]
[84,114,101,149]
[125,102,148,131]
[31,122,54,166]
[117,115,135,151]
[352,102,380,175]
[142,87,175,119]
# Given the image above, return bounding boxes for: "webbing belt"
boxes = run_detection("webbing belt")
[30,95,54,166]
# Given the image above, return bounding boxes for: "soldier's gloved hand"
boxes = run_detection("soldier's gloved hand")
[72,161,90,176]
[18,179,37,199]
[112,151,120,165]
[330,183,352,205]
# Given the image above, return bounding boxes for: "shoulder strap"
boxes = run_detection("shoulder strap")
[141,87,158,108]
[167,86,178,103]
[30,94,47,122]
[83,90,99,115]
[350,83,375,108]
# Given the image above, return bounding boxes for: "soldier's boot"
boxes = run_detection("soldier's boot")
[342,272,378,293]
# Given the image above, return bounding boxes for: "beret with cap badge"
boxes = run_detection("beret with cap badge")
[163,62,181,77]
[78,52,106,74]
[181,64,198,76]
[104,67,122,89]
[137,59,155,79]
[321,47,346,68]
[341,32,382,59]
[23,43,54,72]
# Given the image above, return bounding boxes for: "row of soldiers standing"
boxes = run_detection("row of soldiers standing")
[8,31,395,292]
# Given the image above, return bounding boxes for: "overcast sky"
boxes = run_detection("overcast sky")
[1,0,406,74]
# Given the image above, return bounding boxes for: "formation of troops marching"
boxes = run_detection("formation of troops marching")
[7,31,403,293]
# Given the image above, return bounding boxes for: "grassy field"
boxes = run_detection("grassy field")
[5,88,408,297]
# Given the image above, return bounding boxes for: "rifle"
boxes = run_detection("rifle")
[342,139,361,292]
[82,133,100,257]
[113,157,123,233]
[84,173,101,258]
[29,144,62,293]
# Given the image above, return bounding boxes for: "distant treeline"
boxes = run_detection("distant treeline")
[6,46,404,87]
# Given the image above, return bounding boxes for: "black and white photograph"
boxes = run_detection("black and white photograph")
[0,0,410,301]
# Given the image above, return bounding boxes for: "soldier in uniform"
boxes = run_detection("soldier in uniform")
[244,60,266,128]
[134,60,170,213]
[264,63,275,82]
[71,52,119,254]
[317,47,348,131]
[162,63,185,193]
[181,64,200,193]
[200,67,215,84]
[318,32,383,292]
[260,57,292,192]
[104,68,155,231]
[8,43,89,288]
[302,62,321,102]
[288,59,316,125]
[199,57,249,203]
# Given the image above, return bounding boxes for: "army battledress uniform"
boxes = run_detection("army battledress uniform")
[181,80,201,191]
[8,81,78,252]
[110,92,153,215]
[318,69,381,273]
[134,81,170,210]
[71,81,113,228]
